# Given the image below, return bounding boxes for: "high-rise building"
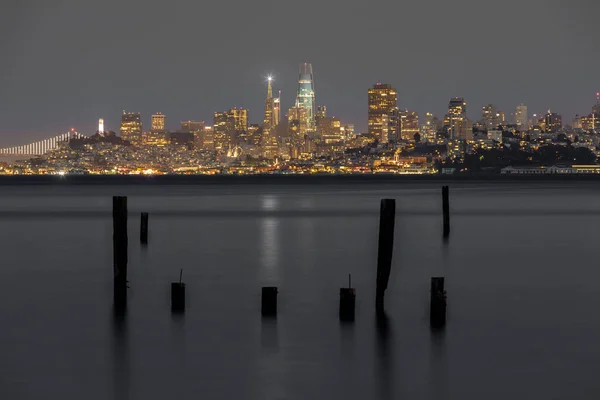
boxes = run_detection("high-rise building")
[593,93,600,115]
[295,63,316,132]
[316,105,327,127]
[481,104,502,130]
[318,117,342,144]
[400,110,419,141]
[151,112,166,131]
[342,124,355,140]
[541,110,562,133]
[230,108,248,133]
[368,83,398,143]
[515,104,528,130]
[263,77,279,134]
[213,111,235,151]
[288,106,308,137]
[181,121,205,147]
[444,98,471,140]
[120,112,143,145]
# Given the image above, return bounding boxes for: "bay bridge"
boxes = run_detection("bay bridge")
[0,131,86,157]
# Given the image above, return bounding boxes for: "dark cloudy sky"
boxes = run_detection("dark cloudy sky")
[0,0,598,146]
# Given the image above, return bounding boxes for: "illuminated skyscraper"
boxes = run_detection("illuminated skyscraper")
[400,110,419,140]
[181,121,205,147]
[515,104,528,129]
[481,104,501,130]
[295,63,316,132]
[231,108,248,132]
[120,111,143,145]
[213,109,247,151]
[288,106,308,137]
[213,111,234,151]
[444,98,471,140]
[98,118,104,134]
[152,112,166,131]
[541,110,562,133]
[318,117,342,144]
[315,105,327,127]
[263,77,280,133]
[262,76,280,158]
[368,83,398,142]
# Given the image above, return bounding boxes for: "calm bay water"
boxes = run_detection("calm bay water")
[1,180,600,399]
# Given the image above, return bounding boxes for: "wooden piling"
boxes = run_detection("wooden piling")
[442,186,450,238]
[261,287,278,317]
[113,196,128,310]
[339,274,356,321]
[171,269,186,312]
[430,277,447,328]
[140,212,149,245]
[376,199,396,313]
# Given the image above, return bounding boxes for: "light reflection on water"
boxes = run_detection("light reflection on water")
[0,183,599,399]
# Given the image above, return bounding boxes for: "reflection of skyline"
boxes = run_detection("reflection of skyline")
[259,195,280,282]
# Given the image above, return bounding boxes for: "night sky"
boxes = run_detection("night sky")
[1,0,598,146]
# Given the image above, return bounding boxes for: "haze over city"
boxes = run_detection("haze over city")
[1,0,599,145]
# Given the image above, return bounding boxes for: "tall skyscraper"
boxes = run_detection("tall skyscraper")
[541,110,562,133]
[213,111,234,151]
[181,121,205,147]
[368,83,399,143]
[295,63,316,132]
[262,77,280,158]
[263,77,280,133]
[151,112,166,131]
[400,110,419,140]
[288,106,308,137]
[120,112,143,145]
[213,109,247,151]
[444,98,471,140]
[230,108,248,133]
[515,104,528,129]
[318,117,342,144]
[481,104,501,130]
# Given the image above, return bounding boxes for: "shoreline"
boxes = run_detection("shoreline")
[0,173,600,185]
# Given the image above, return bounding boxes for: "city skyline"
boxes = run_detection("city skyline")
[1,0,599,145]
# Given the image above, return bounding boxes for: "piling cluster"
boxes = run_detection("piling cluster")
[112,187,451,325]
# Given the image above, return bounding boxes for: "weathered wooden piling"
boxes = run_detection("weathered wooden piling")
[442,186,450,238]
[339,275,356,321]
[140,212,149,245]
[430,277,447,328]
[113,196,128,310]
[261,287,278,317]
[171,269,186,312]
[376,199,396,313]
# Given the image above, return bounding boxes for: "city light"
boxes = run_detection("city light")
[0,65,597,176]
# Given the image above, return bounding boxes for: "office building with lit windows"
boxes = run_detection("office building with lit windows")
[120,112,143,145]
[368,83,398,143]
[444,98,472,140]
[295,63,316,132]
[515,104,528,130]
[400,110,419,141]
[151,112,166,131]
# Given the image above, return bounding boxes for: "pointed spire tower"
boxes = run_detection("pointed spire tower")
[262,76,279,158]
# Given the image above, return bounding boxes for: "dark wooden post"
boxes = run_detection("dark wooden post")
[339,274,356,321]
[430,277,447,328]
[376,199,396,314]
[140,212,149,245]
[113,196,128,311]
[261,287,278,317]
[442,186,450,238]
[171,269,185,312]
